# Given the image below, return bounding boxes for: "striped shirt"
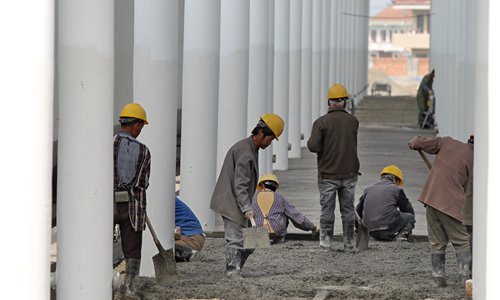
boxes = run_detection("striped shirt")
[252,191,315,238]
[114,132,151,231]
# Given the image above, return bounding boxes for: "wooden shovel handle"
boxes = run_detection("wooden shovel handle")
[250,216,257,228]
[418,150,432,170]
[145,214,165,252]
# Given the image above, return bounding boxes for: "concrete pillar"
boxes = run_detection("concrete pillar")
[265,0,276,173]
[248,0,273,175]
[288,0,302,159]
[300,0,313,146]
[328,0,338,86]
[1,2,53,299]
[133,0,178,276]
[180,1,220,231]
[217,0,250,174]
[57,1,114,299]
[319,0,330,116]
[311,0,322,122]
[272,0,290,170]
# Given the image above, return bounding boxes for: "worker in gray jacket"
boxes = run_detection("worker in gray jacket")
[211,113,284,279]
[356,165,415,241]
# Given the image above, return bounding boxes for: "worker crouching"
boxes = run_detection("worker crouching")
[356,165,415,241]
[252,173,318,244]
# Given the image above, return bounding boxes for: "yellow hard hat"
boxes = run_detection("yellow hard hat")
[119,103,149,124]
[257,173,280,191]
[328,83,349,100]
[260,113,285,141]
[380,165,404,186]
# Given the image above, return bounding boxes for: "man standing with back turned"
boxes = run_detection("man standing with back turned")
[113,103,151,296]
[211,113,284,279]
[307,83,360,253]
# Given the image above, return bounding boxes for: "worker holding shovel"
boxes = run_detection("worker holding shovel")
[409,135,473,287]
[211,114,284,279]
[113,103,151,297]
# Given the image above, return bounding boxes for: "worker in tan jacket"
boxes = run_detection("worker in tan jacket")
[409,135,473,287]
[211,114,284,279]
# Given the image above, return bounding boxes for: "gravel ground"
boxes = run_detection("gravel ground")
[127,237,467,300]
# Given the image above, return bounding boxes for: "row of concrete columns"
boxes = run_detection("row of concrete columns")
[430,0,500,298]
[2,1,368,299]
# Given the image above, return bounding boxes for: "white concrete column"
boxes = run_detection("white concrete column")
[288,0,302,159]
[57,1,114,299]
[265,0,276,174]
[334,0,344,86]
[311,0,322,122]
[272,0,290,170]
[482,0,500,298]
[217,0,250,174]
[300,0,313,146]
[319,0,330,116]
[328,0,338,86]
[1,2,53,299]
[248,0,273,175]
[180,1,220,231]
[133,0,178,277]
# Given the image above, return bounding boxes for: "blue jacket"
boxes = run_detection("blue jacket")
[175,197,204,236]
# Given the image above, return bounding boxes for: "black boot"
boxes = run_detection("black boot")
[456,251,472,283]
[343,221,358,253]
[175,244,194,262]
[225,249,242,279]
[121,258,141,297]
[319,228,333,249]
[431,253,447,287]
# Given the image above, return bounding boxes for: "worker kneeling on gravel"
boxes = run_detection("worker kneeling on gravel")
[356,165,415,241]
[252,173,318,244]
[174,197,205,262]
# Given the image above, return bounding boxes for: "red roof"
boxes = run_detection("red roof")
[372,6,413,20]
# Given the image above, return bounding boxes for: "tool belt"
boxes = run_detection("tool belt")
[114,191,129,203]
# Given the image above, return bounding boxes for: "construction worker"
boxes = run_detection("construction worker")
[409,135,473,287]
[113,103,151,296]
[307,83,360,253]
[356,165,415,241]
[211,113,284,279]
[252,173,318,244]
[174,197,205,262]
[462,134,474,274]
[417,69,435,128]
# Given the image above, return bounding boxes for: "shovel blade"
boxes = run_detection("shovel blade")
[356,224,369,250]
[152,248,178,286]
[243,227,271,249]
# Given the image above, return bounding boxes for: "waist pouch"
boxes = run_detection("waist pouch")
[114,191,129,203]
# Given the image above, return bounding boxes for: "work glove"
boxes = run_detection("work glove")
[244,210,255,220]
[311,224,319,237]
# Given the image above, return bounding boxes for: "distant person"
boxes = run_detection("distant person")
[211,113,284,279]
[174,197,205,262]
[252,173,318,244]
[409,135,473,287]
[356,165,415,241]
[307,83,360,253]
[416,69,435,128]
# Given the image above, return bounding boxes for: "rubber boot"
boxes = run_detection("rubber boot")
[240,249,254,269]
[395,221,414,241]
[175,244,194,262]
[225,248,243,279]
[456,251,472,283]
[319,228,333,249]
[121,258,141,297]
[431,253,447,287]
[343,221,358,253]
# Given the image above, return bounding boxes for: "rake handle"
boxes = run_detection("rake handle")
[418,150,433,170]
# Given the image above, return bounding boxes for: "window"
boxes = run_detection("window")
[417,15,424,33]
[381,30,386,42]
[371,30,377,42]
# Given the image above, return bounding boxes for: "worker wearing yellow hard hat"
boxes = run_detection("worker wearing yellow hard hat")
[356,164,415,243]
[114,103,151,296]
[211,113,284,279]
[253,173,318,244]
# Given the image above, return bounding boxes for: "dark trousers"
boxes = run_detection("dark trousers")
[114,202,143,259]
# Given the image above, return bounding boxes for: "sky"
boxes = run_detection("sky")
[370,0,392,16]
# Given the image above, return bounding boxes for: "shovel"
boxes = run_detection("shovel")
[418,149,433,170]
[355,211,369,250]
[243,216,271,249]
[145,214,178,285]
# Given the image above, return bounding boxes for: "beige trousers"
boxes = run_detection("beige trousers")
[426,206,470,253]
